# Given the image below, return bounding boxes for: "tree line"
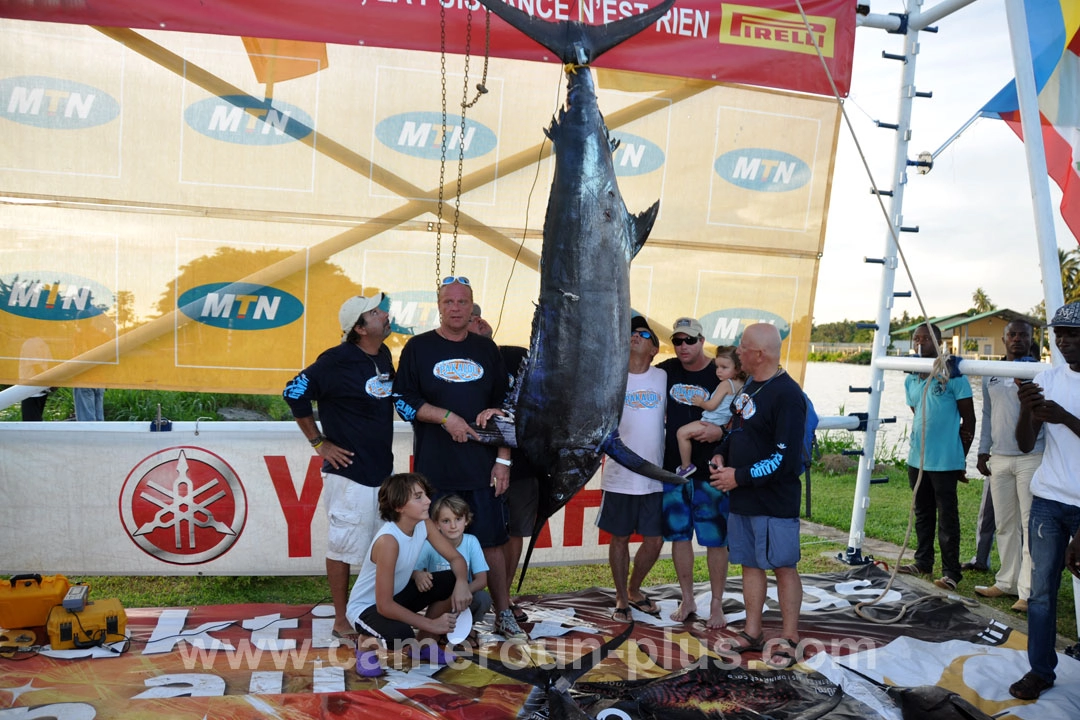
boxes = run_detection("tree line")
[812,247,1080,343]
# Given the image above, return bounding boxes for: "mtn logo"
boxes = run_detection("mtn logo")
[1,272,113,321]
[184,95,314,145]
[715,148,810,192]
[611,132,664,176]
[177,283,303,330]
[1,75,119,129]
[375,112,496,160]
[699,308,791,345]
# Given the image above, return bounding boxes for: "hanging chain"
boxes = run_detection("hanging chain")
[436,3,449,288]
[463,10,491,110]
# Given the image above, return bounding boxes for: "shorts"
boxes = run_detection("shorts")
[597,491,663,538]
[662,477,728,547]
[728,513,800,569]
[356,570,456,645]
[324,473,380,566]
[435,487,509,548]
[506,475,539,537]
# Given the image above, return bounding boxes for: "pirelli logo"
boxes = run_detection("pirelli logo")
[719,4,835,57]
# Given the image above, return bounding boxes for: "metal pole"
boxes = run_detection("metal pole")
[840,1,926,565]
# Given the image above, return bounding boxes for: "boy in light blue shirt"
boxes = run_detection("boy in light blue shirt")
[414,495,493,627]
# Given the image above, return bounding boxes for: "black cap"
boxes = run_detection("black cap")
[631,315,659,347]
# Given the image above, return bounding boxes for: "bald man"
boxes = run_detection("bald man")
[709,323,806,669]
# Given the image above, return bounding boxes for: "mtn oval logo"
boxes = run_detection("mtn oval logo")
[700,308,791,345]
[184,96,314,145]
[376,112,497,160]
[178,283,303,330]
[1,76,119,130]
[0,272,114,321]
[611,132,664,176]
[715,148,811,192]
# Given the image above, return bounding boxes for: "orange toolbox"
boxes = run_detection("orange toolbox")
[0,574,70,629]
[47,598,127,649]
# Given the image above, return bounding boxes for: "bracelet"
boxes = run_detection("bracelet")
[441,410,452,425]
[309,434,325,448]
[495,457,512,467]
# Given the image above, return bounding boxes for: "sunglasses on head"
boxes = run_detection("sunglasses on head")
[672,336,700,347]
[441,276,471,286]
[632,329,653,340]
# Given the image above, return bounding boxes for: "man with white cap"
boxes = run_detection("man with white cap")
[283,292,395,641]
[1009,301,1080,700]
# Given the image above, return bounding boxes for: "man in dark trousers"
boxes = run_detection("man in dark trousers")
[283,292,395,641]
[393,277,525,639]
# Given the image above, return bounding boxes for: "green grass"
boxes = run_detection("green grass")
[0,388,292,422]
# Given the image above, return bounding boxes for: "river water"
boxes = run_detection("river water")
[802,361,985,476]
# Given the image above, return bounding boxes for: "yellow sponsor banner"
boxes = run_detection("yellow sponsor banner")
[0,20,836,394]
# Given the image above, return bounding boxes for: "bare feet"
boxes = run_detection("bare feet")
[670,599,697,622]
[705,595,727,629]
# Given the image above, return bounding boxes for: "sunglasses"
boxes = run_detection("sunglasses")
[671,336,700,347]
[441,276,471,286]
[632,329,653,340]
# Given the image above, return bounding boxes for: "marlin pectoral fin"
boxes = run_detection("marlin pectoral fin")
[467,415,518,448]
[629,200,660,259]
[601,431,686,484]
[475,0,676,66]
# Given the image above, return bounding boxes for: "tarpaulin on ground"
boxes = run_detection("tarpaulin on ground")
[0,15,840,395]
[3,566,1079,719]
[0,0,855,96]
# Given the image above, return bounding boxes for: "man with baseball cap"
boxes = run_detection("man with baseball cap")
[283,291,395,642]
[658,316,728,627]
[599,315,667,621]
[1009,301,1080,700]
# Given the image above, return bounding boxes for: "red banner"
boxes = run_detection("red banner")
[0,0,855,96]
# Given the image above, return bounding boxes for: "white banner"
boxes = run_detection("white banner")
[0,421,696,575]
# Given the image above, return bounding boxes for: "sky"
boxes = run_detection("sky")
[812,0,1073,324]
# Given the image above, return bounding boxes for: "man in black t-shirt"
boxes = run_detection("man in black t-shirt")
[283,292,395,641]
[710,323,806,669]
[658,316,728,627]
[393,278,526,639]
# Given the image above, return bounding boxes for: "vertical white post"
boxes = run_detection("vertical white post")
[1003,0,1076,639]
[842,2,924,563]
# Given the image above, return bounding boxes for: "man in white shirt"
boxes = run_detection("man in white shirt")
[598,315,667,621]
[1009,302,1080,700]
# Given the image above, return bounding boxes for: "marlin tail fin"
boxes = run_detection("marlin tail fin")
[475,0,676,66]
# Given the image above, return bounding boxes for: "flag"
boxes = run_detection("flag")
[980,0,1080,242]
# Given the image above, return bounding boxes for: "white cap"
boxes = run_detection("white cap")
[339,293,384,334]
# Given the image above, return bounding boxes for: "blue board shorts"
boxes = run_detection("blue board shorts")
[728,513,801,569]
[661,477,728,547]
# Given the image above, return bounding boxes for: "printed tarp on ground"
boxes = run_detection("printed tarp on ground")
[3,565,1080,719]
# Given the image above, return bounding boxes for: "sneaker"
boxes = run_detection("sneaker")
[355,649,385,678]
[675,464,696,478]
[1009,671,1053,700]
[494,608,529,640]
[416,644,455,666]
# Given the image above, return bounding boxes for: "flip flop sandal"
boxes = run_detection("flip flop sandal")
[611,607,632,623]
[726,630,764,654]
[510,603,529,624]
[766,638,798,669]
[629,596,660,615]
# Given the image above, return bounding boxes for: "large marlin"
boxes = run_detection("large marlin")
[473,0,682,582]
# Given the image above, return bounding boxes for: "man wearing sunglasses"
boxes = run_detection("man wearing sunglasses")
[283,292,396,642]
[394,276,527,639]
[658,316,729,627]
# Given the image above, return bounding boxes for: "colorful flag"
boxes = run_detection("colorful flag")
[980,0,1080,242]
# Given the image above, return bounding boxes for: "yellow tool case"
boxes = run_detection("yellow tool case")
[47,598,127,650]
[0,574,70,629]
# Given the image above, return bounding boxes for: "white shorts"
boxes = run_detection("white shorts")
[324,473,380,567]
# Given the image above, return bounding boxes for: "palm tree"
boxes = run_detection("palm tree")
[1061,247,1080,304]
[971,287,995,314]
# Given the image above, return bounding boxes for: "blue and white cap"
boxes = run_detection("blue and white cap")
[1049,302,1080,328]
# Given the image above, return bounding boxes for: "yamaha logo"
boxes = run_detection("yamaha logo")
[120,447,247,565]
